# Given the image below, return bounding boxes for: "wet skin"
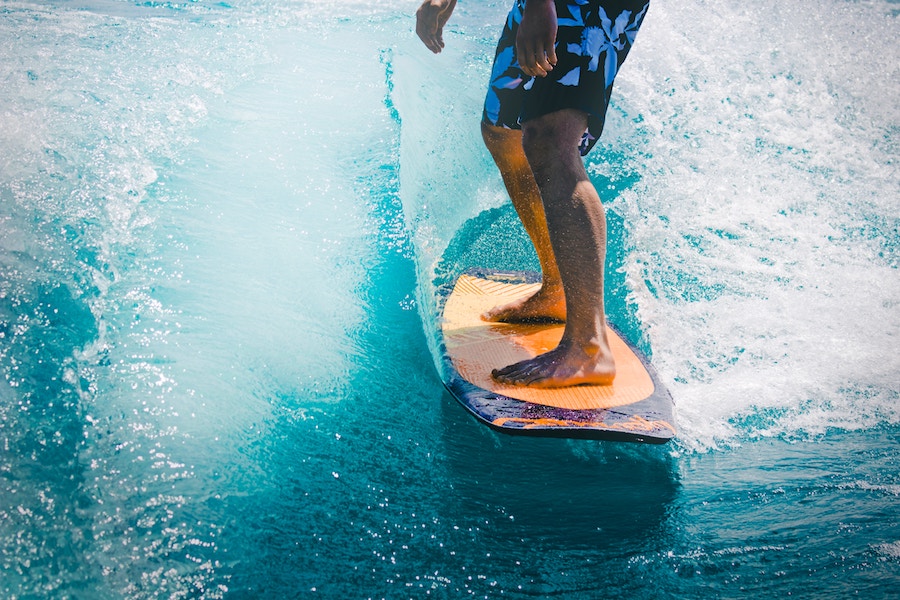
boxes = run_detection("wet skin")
[417,0,616,388]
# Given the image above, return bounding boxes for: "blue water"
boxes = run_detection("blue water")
[1,0,898,597]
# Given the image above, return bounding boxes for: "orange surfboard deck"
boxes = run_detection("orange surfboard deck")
[438,270,675,442]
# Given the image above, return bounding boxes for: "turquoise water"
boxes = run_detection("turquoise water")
[1,0,898,597]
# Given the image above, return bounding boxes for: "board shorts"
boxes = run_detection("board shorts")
[483,0,650,156]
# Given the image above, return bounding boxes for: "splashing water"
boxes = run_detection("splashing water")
[1,0,898,597]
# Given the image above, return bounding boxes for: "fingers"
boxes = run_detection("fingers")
[515,0,558,77]
[415,5,444,53]
[517,45,557,78]
[545,43,558,71]
[416,0,456,54]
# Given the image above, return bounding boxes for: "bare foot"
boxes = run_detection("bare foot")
[482,286,566,323]
[491,340,616,388]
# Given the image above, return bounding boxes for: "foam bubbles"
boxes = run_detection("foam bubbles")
[595,0,899,451]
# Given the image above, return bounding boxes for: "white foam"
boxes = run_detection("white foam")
[592,0,899,451]
[874,541,900,560]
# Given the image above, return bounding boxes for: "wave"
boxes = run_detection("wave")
[392,0,900,452]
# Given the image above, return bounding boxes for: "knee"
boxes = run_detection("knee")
[521,120,558,173]
[521,110,588,174]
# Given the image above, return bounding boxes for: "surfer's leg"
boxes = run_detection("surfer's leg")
[480,2,564,323]
[480,122,565,323]
[492,108,615,388]
[489,0,651,386]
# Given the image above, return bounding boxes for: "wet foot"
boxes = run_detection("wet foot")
[491,340,616,388]
[481,286,566,323]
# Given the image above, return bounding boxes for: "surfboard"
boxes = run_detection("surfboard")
[437,269,675,443]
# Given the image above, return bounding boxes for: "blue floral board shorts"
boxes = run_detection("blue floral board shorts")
[483,0,650,156]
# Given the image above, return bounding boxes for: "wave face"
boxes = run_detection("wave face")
[1,0,898,597]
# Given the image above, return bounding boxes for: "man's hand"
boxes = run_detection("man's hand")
[416,0,458,54]
[516,0,558,77]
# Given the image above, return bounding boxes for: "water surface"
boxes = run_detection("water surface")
[1,0,898,597]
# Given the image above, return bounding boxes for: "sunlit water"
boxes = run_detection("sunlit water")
[1,0,898,597]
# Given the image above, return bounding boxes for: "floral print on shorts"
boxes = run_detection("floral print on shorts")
[483,0,650,155]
